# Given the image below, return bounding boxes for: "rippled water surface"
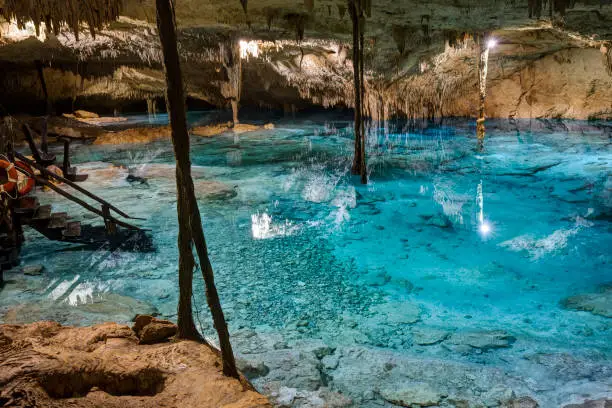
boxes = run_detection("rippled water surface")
[2,114,611,407]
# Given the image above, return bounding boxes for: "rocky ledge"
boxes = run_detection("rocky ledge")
[0,318,271,408]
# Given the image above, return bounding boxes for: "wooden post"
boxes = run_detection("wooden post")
[156,0,239,378]
[63,139,71,175]
[102,204,117,236]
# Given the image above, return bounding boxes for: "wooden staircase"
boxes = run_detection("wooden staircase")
[13,196,153,252]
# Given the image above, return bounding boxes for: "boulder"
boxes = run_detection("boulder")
[237,358,270,379]
[132,315,177,345]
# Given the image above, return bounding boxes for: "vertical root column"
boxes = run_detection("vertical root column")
[349,0,367,184]
[477,38,490,151]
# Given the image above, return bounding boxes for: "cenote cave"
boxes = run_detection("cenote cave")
[0,0,611,407]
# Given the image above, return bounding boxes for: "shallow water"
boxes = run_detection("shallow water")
[2,114,611,407]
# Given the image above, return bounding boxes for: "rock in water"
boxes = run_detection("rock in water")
[126,174,149,185]
[562,398,611,408]
[74,110,100,119]
[237,358,270,379]
[449,330,516,350]
[503,396,540,408]
[379,383,446,407]
[560,285,612,318]
[22,265,44,276]
[411,326,449,345]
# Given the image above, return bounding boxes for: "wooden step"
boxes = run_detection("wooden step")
[63,221,81,238]
[14,197,39,215]
[32,205,51,221]
[48,212,68,229]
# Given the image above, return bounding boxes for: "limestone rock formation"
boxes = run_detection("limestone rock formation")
[0,321,271,407]
[0,1,610,120]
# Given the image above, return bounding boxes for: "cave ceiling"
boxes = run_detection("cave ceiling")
[0,0,611,119]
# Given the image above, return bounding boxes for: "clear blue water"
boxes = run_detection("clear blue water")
[1,114,611,407]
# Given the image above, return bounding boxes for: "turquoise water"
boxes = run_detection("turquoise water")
[1,114,611,407]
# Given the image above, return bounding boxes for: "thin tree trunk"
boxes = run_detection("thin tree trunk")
[155,0,239,378]
[190,210,239,379]
[349,0,366,183]
[358,12,367,184]
[176,194,201,340]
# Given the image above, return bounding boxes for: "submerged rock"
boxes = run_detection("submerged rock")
[369,301,421,325]
[194,180,238,201]
[503,396,540,408]
[379,383,446,407]
[561,285,612,318]
[237,358,271,380]
[411,326,450,345]
[449,330,516,350]
[22,264,44,276]
[563,398,612,408]
[126,174,149,185]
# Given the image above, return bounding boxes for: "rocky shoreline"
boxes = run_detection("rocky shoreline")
[0,318,271,408]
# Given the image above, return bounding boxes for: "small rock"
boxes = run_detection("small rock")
[379,383,446,407]
[411,326,449,345]
[503,396,539,408]
[313,346,336,359]
[450,330,516,350]
[562,398,611,408]
[276,386,298,407]
[237,358,270,379]
[321,354,340,370]
[132,315,177,344]
[22,265,44,276]
[273,341,290,350]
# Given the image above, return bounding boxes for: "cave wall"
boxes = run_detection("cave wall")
[1,1,611,120]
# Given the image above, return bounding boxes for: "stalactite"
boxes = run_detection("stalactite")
[392,25,407,55]
[220,39,242,125]
[603,44,612,76]
[263,7,281,30]
[305,0,315,13]
[1,0,122,40]
[348,0,367,184]
[476,35,490,151]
